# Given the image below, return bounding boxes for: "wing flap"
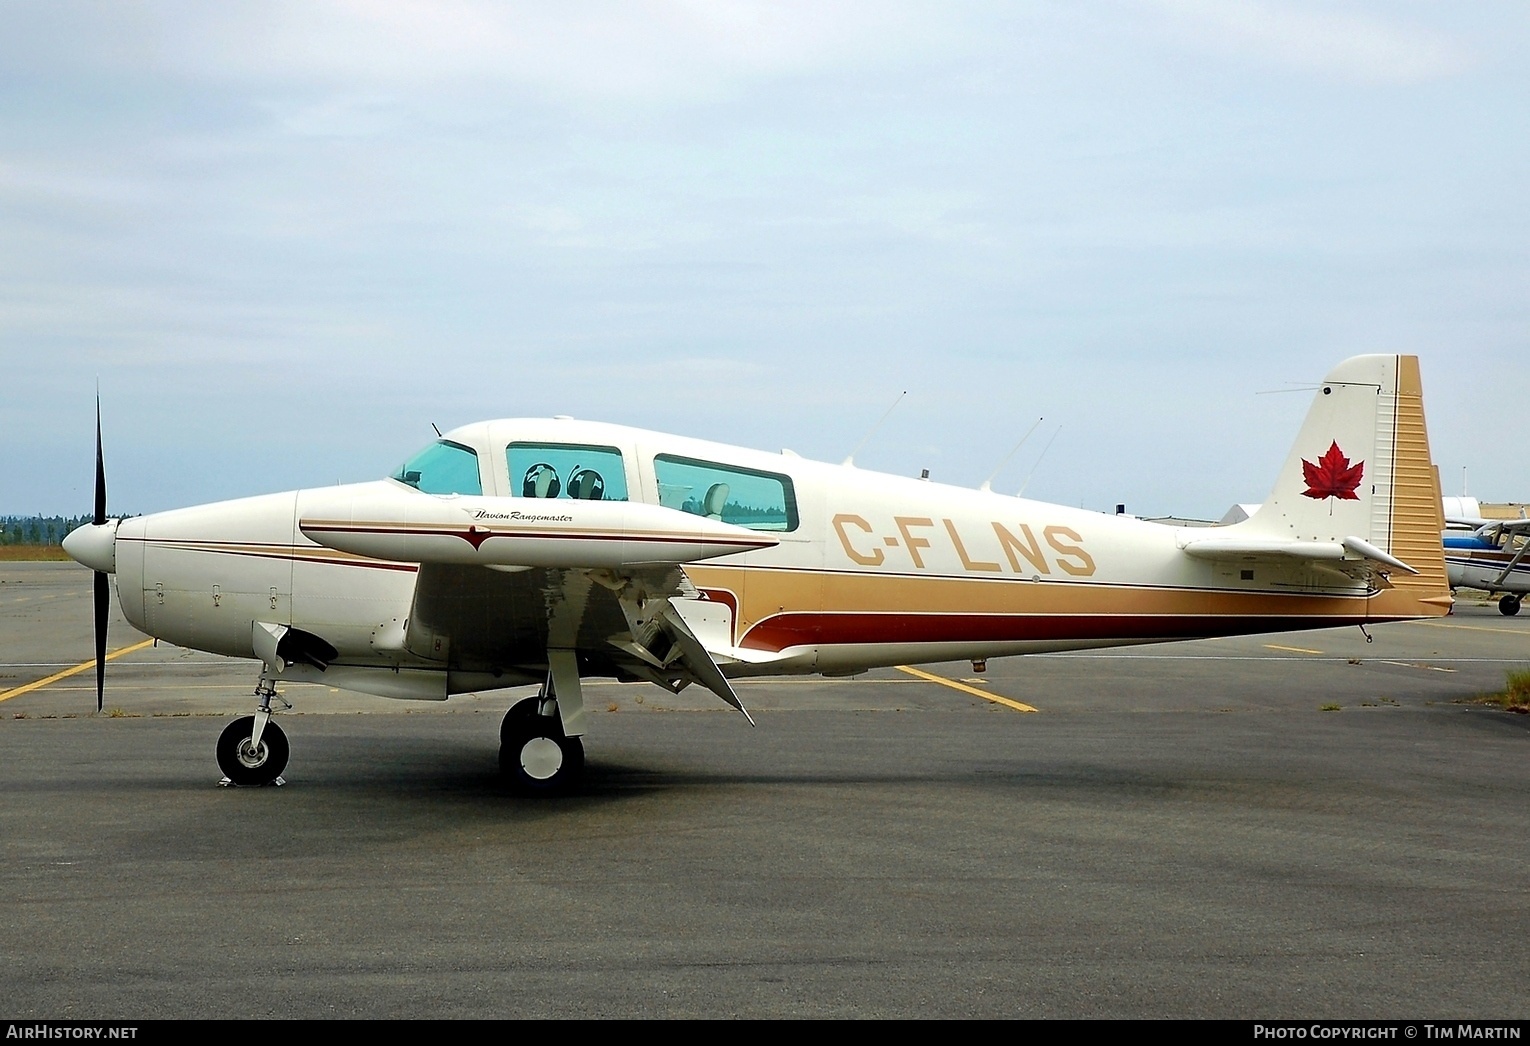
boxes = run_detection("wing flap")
[657,602,755,725]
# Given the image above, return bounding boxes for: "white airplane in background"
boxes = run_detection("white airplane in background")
[63,355,1450,792]
[1442,498,1530,616]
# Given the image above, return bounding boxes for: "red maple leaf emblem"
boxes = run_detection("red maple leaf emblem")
[1301,441,1364,500]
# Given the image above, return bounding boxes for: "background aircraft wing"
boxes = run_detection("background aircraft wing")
[1445,513,1530,534]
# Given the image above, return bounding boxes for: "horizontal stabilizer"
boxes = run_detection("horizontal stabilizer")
[1182,534,1418,577]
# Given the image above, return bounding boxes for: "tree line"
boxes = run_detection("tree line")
[0,515,94,546]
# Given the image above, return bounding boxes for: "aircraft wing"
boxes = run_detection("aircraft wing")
[1180,534,1417,586]
[1448,514,1529,530]
[400,562,761,719]
[1475,518,1530,536]
[298,486,783,719]
[299,487,776,569]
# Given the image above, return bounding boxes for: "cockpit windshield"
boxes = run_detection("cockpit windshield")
[390,440,483,496]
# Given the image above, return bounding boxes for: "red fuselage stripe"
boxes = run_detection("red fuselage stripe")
[739,612,1392,650]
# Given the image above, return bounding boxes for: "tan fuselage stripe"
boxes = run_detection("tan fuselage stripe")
[0,639,156,704]
[895,665,1038,712]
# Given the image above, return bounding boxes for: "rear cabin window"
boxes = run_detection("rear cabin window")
[508,442,629,501]
[653,454,798,532]
[391,440,482,496]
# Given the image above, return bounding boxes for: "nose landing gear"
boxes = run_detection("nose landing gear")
[217,674,289,786]
[217,716,289,786]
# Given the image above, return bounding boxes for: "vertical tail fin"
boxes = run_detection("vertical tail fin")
[1243,355,1450,615]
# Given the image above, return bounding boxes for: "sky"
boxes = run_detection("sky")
[2,1,1526,520]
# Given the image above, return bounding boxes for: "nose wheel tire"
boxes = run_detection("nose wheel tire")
[216,715,289,786]
[501,724,584,794]
[1499,594,1521,617]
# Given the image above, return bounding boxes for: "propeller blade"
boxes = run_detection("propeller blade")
[94,569,108,713]
[93,395,108,711]
[94,397,106,527]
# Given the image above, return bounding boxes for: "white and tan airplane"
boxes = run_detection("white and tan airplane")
[63,354,1449,791]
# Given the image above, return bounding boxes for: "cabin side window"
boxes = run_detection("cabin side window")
[508,442,630,501]
[653,454,798,532]
[391,440,483,496]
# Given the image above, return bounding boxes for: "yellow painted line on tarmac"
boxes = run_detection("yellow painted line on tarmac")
[43,683,256,693]
[0,639,156,704]
[1417,620,1527,636]
[895,665,1037,712]
[1264,644,1325,655]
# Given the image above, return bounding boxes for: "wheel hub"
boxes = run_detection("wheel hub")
[519,736,564,780]
[236,740,268,769]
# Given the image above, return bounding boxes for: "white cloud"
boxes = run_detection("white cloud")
[0,158,147,210]
[133,0,948,104]
[1142,0,1473,84]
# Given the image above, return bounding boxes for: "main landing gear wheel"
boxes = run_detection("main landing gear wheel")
[216,715,289,786]
[500,697,543,746]
[1500,594,1522,617]
[500,709,584,795]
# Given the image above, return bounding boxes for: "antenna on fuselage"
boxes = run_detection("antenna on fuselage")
[979,417,1043,493]
[1017,425,1063,498]
[431,422,442,437]
[842,391,906,468]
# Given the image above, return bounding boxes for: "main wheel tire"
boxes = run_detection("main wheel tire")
[500,728,584,795]
[216,715,289,786]
[1500,595,1521,617]
[500,697,552,747]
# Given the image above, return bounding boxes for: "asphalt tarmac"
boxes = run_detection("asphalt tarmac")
[2,562,1528,1019]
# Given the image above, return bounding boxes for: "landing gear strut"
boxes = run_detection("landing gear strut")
[217,674,289,786]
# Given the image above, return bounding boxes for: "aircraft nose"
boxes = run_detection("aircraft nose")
[62,520,118,574]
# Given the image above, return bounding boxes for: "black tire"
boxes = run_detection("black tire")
[216,715,289,786]
[1500,595,1521,617]
[500,727,584,795]
[500,697,553,747]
